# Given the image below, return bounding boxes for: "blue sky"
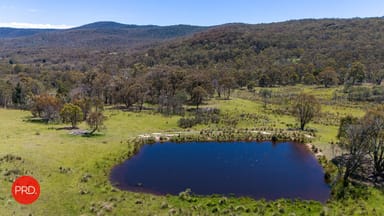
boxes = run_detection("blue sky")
[0,0,383,28]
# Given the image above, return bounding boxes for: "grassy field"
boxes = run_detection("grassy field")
[1,86,384,215]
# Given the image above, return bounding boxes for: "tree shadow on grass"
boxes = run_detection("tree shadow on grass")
[56,126,79,130]
[22,116,49,124]
[108,105,153,112]
[81,133,105,138]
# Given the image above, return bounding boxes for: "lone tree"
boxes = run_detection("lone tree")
[336,119,370,187]
[372,68,384,85]
[292,93,321,130]
[191,86,207,110]
[86,111,106,135]
[259,88,272,108]
[335,107,384,188]
[219,75,237,99]
[364,106,384,177]
[119,84,137,109]
[318,67,339,88]
[337,115,358,140]
[347,61,365,85]
[60,103,83,128]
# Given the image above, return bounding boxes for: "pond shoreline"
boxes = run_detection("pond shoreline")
[137,128,314,144]
[135,128,322,157]
[110,141,328,203]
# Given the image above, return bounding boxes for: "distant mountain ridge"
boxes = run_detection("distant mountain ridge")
[0,21,208,51]
[0,28,57,38]
[2,17,384,79]
[74,21,141,29]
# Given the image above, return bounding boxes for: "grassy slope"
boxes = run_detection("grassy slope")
[0,86,383,215]
[0,110,180,215]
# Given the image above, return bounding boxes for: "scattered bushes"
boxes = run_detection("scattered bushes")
[347,86,372,101]
[178,108,220,128]
[0,154,22,162]
[168,128,312,143]
[345,85,384,103]
[313,111,342,126]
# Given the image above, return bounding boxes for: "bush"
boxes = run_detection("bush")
[347,86,372,101]
[372,86,384,95]
[60,103,83,128]
[371,86,384,102]
[178,188,196,202]
[271,135,278,142]
[178,108,221,128]
[178,118,197,128]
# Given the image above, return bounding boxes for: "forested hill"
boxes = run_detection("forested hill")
[132,18,384,86]
[1,17,384,111]
[0,28,57,38]
[0,21,208,53]
[1,18,384,110]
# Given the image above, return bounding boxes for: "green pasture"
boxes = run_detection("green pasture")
[0,85,383,215]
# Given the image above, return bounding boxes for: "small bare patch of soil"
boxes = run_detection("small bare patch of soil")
[69,129,89,135]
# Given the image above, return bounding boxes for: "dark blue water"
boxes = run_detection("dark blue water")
[110,142,330,202]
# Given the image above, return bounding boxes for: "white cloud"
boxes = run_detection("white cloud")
[0,22,74,29]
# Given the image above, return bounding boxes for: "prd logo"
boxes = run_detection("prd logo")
[12,176,40,204]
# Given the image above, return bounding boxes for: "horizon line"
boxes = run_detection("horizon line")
[0,16,383,29]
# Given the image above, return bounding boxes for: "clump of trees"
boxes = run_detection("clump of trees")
[336,106,384,187]
[345,85,384,103]
[365,107,384,177]
[291,93,321,130]
[30,94,62,122]
[318,67,339,88]
[26,90,107,135]
[346,62,366,86]
[178,108,220,128]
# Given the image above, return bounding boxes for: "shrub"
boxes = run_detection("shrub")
[178,108,221,128]
[178,188,195,202]
[60,103,83,128]
[178,117,196,128]
[347,86,372,101]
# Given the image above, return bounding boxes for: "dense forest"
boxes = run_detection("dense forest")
[1,18,384,116]
[135,18,384,86]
